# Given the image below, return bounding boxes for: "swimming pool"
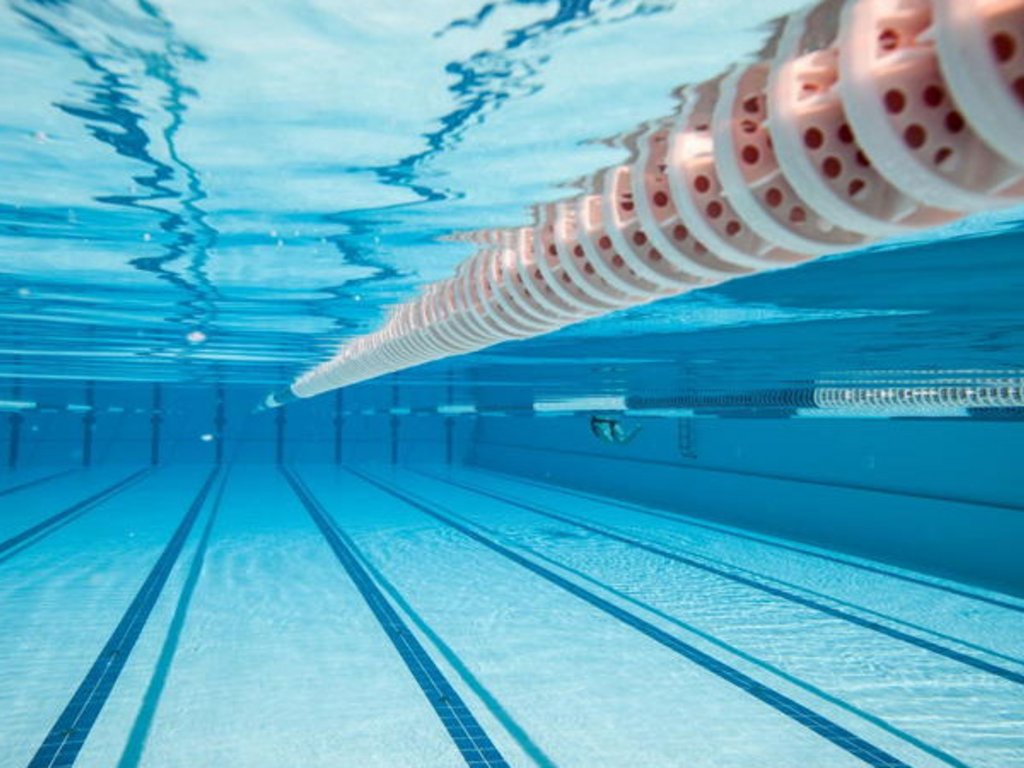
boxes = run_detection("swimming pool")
[1,0,1022,766]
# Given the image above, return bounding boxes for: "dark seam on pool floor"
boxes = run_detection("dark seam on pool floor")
[423,471,1024,686]
[282,467,510,768]
[351,467,916,768]
[472,464,1024,614]
[115,467,230,768]
[26,467,219,768]
[0,468,76,498]
[0,468,149,565]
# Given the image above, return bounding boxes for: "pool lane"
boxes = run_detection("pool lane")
[456,466,1024,658]
[301,467,905,768]
[27,468,219,768]
[0,466,210,767]
[0,466,143,547]
[399,469,1024,768]
[101,468,471,768]
[284,468,509,768]
[354,468,922,768]
[0,469,149,565]
[422,471,1024,684]
[0,468,77,499]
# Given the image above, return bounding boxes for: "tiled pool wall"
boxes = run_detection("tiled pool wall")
[3,379,1021,596]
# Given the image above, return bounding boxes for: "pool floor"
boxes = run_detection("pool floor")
[0,464,1021,767]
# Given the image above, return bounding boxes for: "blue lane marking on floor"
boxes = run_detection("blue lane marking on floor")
[428,472,1024,686]
[0,469,148,562]
[0,469,76,499]
[480,461,1024,613]
[353,469,913,768]
[283,468,510,768]
[26,468,219,768]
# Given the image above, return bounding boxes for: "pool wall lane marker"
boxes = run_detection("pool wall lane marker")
[350,468,919,768]
[0,468,77,499]
[281,467,510,768]
[26,468,219,768]
[0,468,150,564]
[419,471,1024,685]
[474,465,1024,614]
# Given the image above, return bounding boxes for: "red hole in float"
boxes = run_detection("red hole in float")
[573,244,584,258]
[649,249,663,262]
[598,236,612,250]
[741,119,758,134]
[884,89,906,113]
[945,111,965,133]
[878,28,899,51]
[992,32,1016,63]
[1015,77,1024,104]
[725,221,741,236]
[789,206,806,223]
[621,200,635,212]
[633,231,648,246]
[934,147,953,165]
[923,85,944,108]
[653,191,669,207]
[562,273,571,283]
[612,254,624,268]
[743,96,759,114]
[694,242,707,254]
[548,244,557,255]
[904,124,926,149]
[694,175,711,193]
[856,150,871,167]
[534,269,542,279]
[804,127,824,149]
[742,145,760,164]
[848,179,865,196]
[823,156,843,178]
[765,187,783,207]
[673,224,688,240]
[707,201,723,219]
[837,123,854,144]
[584,263,595,274]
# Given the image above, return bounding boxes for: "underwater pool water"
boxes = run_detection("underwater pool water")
[1,0,1023,766]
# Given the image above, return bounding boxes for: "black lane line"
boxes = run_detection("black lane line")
[0,469,76,499]
[352,468,916,768]
[422,471,1024,687]
[0,469,149,563]
[282,468,509,768]
[27,468,219,768]
[476,465,1024,614]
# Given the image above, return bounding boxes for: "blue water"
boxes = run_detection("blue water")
[1,0,1023,766]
